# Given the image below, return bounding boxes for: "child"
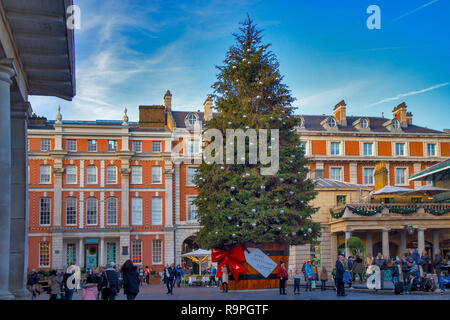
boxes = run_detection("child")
[320,266,328,291]
[82,274,99,300]
[293,269,302,294]
[439,271,449,294]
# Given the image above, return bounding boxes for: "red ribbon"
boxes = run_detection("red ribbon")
[212,245,248,281]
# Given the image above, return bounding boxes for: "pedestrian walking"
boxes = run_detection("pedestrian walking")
[335,255,346,297]
[433,250,443,279]
[100,262,120,300]
[121,260,140,300]
[82,274,99,300]
[352,255,363,283]
[26,269,40,299]
[208,264,217,287]
[277,261,288,295]
[221,264,230,293]
[301,260,307,282]
[311,261,318,290]
[165,263,176,295]
[320,266,328,291]
[420,250,430,274]
[293,269,301,294]
[304,261,313,292]
[372,252,387,289]
[61,266,76,300]
[47,270,62,301]
[176,264,184,288]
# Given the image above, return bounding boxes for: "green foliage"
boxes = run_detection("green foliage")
[423,206,450,216]
[194,16,320,249]
[346,236,364,250]
[329,208,345,219]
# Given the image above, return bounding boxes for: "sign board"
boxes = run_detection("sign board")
[244,247,277,278]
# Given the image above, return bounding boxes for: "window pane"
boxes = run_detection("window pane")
[396,168,405,185]
[131,198,142,225]
[187,196,197,221]
[152,240,162,264]
[39,242,50,267]
[132,141,141,153]
[67,140,77,152]
[187,167,197,186]
[87,166,97,184]
[330,168,341,181]
[108,140,117,152]
[66,166,77,184]
[152,166,162,184]
[87,140,97,152]
[106,166,117,184]
[40,165,51,184]
[86,198,97,225]
[66,197,77,225]
[39,198,51,225]
[66,243,76,266]
[131,240,142,264]
[106,243,117,264]
[152,141,161,152]
[106,198,117,225]
[331,142,340,155]
[131,166,142,184]
[363,168,374,185]
[40,139,51,151]
[152,197,162,225]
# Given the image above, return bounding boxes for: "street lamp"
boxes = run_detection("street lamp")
[404,224,415,235]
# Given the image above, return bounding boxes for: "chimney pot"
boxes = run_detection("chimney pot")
[164,90,172,110]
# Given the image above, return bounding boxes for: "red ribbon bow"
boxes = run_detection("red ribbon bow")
[212,245,248,281]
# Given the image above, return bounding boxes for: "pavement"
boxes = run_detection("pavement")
[31,283,450,300]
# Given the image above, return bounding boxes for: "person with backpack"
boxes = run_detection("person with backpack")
[26,269,40,299]
[121,260,140,300]
[100,262,120,300]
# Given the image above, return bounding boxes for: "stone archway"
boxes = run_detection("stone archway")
[181,235,200,274]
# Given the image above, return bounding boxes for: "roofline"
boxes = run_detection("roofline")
[408,164,450,181]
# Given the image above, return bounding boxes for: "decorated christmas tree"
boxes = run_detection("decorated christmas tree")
[194,16,320,250]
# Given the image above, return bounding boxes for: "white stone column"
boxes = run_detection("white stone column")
[432,230,440,254]
[53,167,63,227]
[400,231,407,256]
[164,230,175,265]
[9,102,30,298]
[51,233,63,270]
[417,228,425,254]
[99,238,105,267]
[345,230,352,258]
[0,61,16,299]
[164,162,174,226]
[174,162,180,224]
[119,232,130,266]
[120,168,130,227]
[331,233,338,265]
[366,232,373,257]
[78,238,84,268]
[382,228,390,258]
[349,162,357,184]
[413,163,421,188]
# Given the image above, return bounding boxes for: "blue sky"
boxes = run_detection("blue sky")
[29,0,450,130]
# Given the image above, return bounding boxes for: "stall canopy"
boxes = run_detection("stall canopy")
[180,249,211,275]
[372,186,413,195]
[405,185,450,196]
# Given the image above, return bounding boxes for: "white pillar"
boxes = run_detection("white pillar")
[400,231,407,256]
[349,162,357,184]
[120,167,130,227]
[53,167,63,227]
[366,232,373,257]
[432,230,440,254]
[9,102,30,298]
[417,228,425,254]
[51,233,63,270]
[78,238,84,268]
[345,230,352,258]
[0,61,16,299]
[382,228,390,258]
[99,238,105,267]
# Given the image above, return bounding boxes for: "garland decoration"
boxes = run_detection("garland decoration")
[387,206,417,215]
[329,208,345,219]
[424,206,450,216]
[346,206,384,216]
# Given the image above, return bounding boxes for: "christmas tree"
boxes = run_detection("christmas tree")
[194,16,320,249]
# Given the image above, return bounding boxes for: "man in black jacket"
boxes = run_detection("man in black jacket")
[335,255,346,296]
[372,252,387,289]
[101,262,120,300]
[165,263,177,295]
[433,250,443,279]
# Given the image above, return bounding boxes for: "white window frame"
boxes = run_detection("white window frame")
[152,141,162,153]
[363,143,373,156]
[395,167,408,186]
[106,165,117,184]
[186,140,200,155]
[131,166,142,184]
[106,242,117,264]
[132,141,142,153]
[131,240,142,265]
[86,166,97,185]
[66,165,77,184]
[39,198,51,226]
[40,139,51,152]
[107,140,118,152]
[186,167,197,186]
[66,243,76,266]
[131,197,143,225]
[152,239,163,264]
[329,167,343,181]
[187,195,198,222]
[395,143,405,156]
[427,143,436,157]
[152,197,162,225]
[66,139,77,152]
[87,140,97,152]
[39,242,50,268]
[363,167,375,186]
[65,197,77,226]
[40,165,51,184]
[106,197,118,225]
[151,166,162,184]
[330,142,341,156]
[85,198,98,226]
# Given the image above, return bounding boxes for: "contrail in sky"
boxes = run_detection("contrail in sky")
[392,0,440,22]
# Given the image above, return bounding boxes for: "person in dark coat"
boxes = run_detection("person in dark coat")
[277,261,288,295]
[420,250,430,273]
[433,250,443,278]
[26,269,40,298]
[121,260,140,300]
[100,262,120,300]
[372,252,387,289]
[165,263,176,295]
[335,255,346,297]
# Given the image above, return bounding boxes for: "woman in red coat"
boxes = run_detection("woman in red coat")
[277,261,288,295]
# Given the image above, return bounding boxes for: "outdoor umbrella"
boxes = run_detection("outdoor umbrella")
[371,186,413,195]
[404,185,450,196]
[180,249,211,275]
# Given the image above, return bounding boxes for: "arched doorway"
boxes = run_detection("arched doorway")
[181,236,200,274]
[372,242,399,258]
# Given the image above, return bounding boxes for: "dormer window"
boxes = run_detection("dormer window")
[186,114,198,126]
[360,118,369,129]
[327,117,337,128]
[392,119,400,129]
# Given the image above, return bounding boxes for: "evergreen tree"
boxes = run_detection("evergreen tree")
[194,16,320,249]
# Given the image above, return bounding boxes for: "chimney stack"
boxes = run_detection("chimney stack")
[204,95,213,121]
[164,90,172,110]
[392,102,408,128]
[406,112,413,125]
[333,100,347,126]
